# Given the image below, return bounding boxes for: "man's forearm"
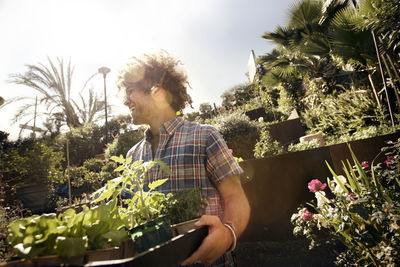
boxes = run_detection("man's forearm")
[219,176,251,238]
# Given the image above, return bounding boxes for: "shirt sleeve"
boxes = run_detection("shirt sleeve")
[205,127,244,185]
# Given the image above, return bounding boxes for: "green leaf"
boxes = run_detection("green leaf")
[13,243,32,257]
[56,236,87,258]
[102,230,129,246]
[111,155,125,164]
[347,144,370,189]
[326,161,349,193]
[148,178,168,190]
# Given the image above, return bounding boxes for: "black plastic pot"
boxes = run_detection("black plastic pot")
[129,216,173,253]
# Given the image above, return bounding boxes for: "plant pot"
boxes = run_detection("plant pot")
[129,216,173,253]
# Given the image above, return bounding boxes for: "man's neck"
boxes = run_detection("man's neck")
[148,108,177,137]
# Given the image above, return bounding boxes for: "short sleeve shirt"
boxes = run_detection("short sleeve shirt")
[126,116,244,218]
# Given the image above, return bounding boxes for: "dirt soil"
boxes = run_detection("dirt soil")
[234,238,339,267]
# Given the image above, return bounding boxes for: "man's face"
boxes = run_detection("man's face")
[123,84,154,125]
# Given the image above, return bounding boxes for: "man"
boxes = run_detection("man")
[117,51,250,266]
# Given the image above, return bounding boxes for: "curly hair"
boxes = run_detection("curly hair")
[117,50,193,112]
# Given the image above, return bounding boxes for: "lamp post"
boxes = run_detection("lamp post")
[98,67,111,144]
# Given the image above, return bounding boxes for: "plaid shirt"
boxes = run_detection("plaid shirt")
[126,116,243,218]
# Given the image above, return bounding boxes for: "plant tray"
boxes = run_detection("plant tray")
[85,225,208,267]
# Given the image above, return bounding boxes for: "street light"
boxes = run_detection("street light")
[98,67,111,144]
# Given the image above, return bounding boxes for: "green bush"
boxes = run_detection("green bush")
[0,133,64,209]
[302,89,392,145]
[105,127,145,160]
[61,159,117,199]
[254,124,285,158]
[57,123,104,166]
[213,111,260,159]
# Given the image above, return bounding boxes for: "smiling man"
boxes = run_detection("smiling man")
[117,51,250,267]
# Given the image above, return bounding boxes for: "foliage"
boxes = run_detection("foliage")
[8,57,107,132]
[214,111,260,159]
[184,111,200,122]
[105,128,145,161]
[91,156,172,227]
[166,188,208,225]
[103,114,133,142]
[199,103,214,117]
[0,203,27,262]
[287,139,320,153]
[0,133,64,211]
[291,142,400,266]
[357,0,400,57]
[254,124,285,159]
[7,199,128,259]
[220,83,256,109]
[302,89,392,145]
[47,158,117,212]
[57,123,105,166]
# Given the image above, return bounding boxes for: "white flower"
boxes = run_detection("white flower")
[315,191,329,208]
[314,214,329,229]
[258,117,264,123]
[328,175,347,195]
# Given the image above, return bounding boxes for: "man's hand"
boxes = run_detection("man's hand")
[180,215,233,266]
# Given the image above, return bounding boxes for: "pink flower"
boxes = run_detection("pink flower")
[362,161,369,168]
[302,208,313,221]
[385,156,394,167]
[308,179,327,193]
[228,149,233,154]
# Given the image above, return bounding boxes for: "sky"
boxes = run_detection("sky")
[0,0,293,140]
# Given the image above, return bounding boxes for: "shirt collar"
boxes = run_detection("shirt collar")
[144,116,184,141]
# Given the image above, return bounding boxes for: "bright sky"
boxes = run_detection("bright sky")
[0,0,293,140]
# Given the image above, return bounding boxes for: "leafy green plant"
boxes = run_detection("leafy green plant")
[166,188,208,225]
[7,199,128,259]
[302,89,392,145]
[291,142,400,266]
[104,127,145,161]
[57,123,104,166]
[254,124,284,158]
[287,139,320,152]
[91,156,172,228]
[214,111,260,159]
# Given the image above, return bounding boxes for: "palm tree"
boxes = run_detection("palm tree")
[9,57,106,132]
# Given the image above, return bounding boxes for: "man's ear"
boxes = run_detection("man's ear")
[151,86,167,101]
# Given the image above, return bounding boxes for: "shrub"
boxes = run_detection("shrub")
[105,127,145,160]
[291,142,400,266]
[254,124,285,158]
[0,133,64,209]
[213,111,260,159]
[287,139,320,152]
[302,89,392,145]
[57,123,104,166]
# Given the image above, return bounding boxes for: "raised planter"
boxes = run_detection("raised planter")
[239,132,400,242]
